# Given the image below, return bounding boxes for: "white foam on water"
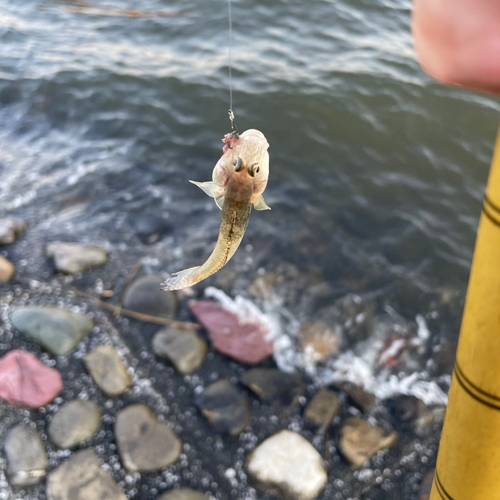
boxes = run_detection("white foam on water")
[204,288,449,405]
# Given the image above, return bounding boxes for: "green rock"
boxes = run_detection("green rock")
[11,306,93,356]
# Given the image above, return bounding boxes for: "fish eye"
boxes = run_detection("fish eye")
[248,163,260,177]
[233,157,244,172]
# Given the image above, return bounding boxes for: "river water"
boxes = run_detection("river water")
[1,0,500,499]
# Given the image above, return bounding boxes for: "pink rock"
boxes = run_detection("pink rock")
[0,350,63,409]
[189,301,274,364]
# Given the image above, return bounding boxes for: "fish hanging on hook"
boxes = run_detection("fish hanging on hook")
[162,128,271,291]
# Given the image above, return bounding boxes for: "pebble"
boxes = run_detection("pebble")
[4,424,48,487]
[247,430,327,500]
[304,389,342,433]
[240,368,305,416]
[115,404,182,472]
[132,214,172,244]
[0,350,63,408]
[0,218,26,245]
[46,448,126,500]
[83,345,132,397]
[194,379,251,436]
[123,274,178,319]
[419,470,435,500]
[158,488,208,500]
[48,400,102,449]
[339,417,399,467]
[45,241,108,274]
[300,321,340,365]
[340,383,378,413]
[189,301,274,364]
[11,306,94,356]
[0,255,15,282]
[152,326,207,374]
[386,395,445,430]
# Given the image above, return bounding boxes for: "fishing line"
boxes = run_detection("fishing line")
[227,0,239,136]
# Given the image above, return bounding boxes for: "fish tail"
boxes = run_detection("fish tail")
[161,266,201,291]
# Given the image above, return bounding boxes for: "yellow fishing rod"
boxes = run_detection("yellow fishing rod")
[430,127,500,499]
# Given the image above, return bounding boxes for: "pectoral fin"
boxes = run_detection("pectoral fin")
[215,196,225,211]
[190,180,218,198]
[253,195,271,211]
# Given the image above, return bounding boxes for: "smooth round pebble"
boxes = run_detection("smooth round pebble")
[240,368,305,416]
[83,345,132,396]
[247,430,327,500]
[194,379,250,436]
[0,255,15,282]
[123,274,178,319]
[304,388,341,433]
[4,424,48,487]
[115,404,182,472]
[152,326,207,374]
[48,400,101,448]
[158,488,208,500]
[46,449,126,500]
[45,241,108,274]
[132,213,172,244]
[11,306,94,356]
[339,417,399,467]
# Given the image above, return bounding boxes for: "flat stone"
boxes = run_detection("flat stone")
[340,383,378,413]
[45,241,108,275]
[189,301,273,364]
[115,404,182,472]
[4,424,48,487]
[240,368,305,416]
[247,430,327,500]
[419,470,435,500]
[11,306,94,356]
[339,417,398,468]
[304,389,342,433]
[194,379,250,436]
[386,395,445,430]
[0,218,26,245]
[132,214,172,244]
[0,255,15,282]
[83,345,132,397]
[46,448,126,500]
[158,488,208,500]
[48,400,101,449]
[0,350,63,408]
[123,275,178,319]
[152,326,207,374]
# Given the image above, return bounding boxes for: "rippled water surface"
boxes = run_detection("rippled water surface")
[1,0,500,498]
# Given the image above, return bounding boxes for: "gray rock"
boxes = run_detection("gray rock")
[152,326,207,374]
[132,214,172,244]
[4,424,48,487]
[194,379,250,436]
[240,368,305,416]
[0,255,15,282]
[158,488,208,500]
[123,274,178,319]
[115,405,182,472]
[339,417,398,468]
[48,400,101,449]
[247,430,327,500]
[45,241,108,274]
[83,345,132,397]
[340,383,378,413]
[304,389,341,433]
[0,218,26,245]
[46,448,126,500]
[11,306,94,356]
